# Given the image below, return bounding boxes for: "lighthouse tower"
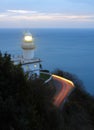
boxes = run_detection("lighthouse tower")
[21,32,41,77]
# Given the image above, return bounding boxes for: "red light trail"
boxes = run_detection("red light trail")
[52,74,75,107]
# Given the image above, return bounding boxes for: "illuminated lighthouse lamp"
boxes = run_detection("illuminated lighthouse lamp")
[24,34,33,43]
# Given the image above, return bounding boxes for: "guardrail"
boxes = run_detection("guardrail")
[40,71,52,84]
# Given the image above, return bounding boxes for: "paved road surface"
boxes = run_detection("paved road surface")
[52,74,75,107]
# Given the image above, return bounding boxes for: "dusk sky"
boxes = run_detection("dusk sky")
[0,0,94,28]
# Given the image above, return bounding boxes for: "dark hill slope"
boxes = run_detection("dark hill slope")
[0,53,94,130]
[54,70,94,130]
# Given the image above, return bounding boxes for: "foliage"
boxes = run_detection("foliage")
[0,53,94,130]
[0,53,57,130]
[54,69,94,130]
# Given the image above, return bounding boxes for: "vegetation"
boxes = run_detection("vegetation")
[53,69,94,130]
[0,53,56,130]
[0,53,94,130]
[40,72,51,80]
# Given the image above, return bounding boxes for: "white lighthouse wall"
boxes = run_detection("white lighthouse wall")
[23,50,34,60]
[22,62,40,76]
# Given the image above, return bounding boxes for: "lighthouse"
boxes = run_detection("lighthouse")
[20,32,41,77]
[11,32,40,78]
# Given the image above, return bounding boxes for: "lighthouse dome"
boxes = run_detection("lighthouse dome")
[22,32,36,50]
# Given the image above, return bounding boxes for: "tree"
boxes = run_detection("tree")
[0,53,94,130]
[54,69,94,130]
[0,53,57,130]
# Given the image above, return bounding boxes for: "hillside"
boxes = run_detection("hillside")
[0,53,94,130]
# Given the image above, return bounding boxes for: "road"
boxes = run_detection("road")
[52,74,75,107]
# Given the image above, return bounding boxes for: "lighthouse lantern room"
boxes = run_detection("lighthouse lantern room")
[22,32,35,59]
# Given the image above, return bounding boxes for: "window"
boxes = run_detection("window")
[34,64,37,68]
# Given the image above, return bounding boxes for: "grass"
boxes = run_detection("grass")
[40,73,51,80]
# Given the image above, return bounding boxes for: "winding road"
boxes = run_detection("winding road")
[52,74,75,107]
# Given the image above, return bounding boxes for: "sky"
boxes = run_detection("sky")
[0,0,94,28]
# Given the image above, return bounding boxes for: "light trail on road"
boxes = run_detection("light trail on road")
[52,74,75,107]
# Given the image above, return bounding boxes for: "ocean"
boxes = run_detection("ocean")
[0,28,94,95]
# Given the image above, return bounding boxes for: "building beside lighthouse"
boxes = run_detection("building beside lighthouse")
[13,32,41,78]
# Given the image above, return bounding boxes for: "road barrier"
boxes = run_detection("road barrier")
[40,72,52,84]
